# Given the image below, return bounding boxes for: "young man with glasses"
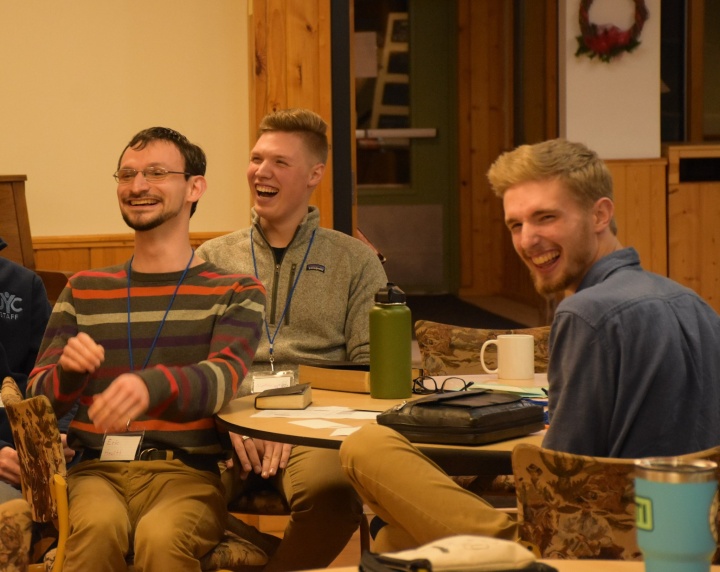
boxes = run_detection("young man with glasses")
[197,108,388,571]
[339,138,720,552]
[27,127,266,571]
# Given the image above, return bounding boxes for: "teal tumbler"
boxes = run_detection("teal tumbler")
[635,458,718,572]
[369,283,412,399]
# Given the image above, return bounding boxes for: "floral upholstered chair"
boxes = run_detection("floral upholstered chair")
[512,443,640,560]
[0,498,33,572]
[512,443,720,562]
[414,320,551,376]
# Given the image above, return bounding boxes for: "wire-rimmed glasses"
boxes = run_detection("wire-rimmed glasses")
[412,375,475,395]
[113,167,191,184]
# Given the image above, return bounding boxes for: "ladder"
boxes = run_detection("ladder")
[370,12,410,129]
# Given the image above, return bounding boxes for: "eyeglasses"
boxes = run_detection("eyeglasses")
[412,375,475,395]
[113,167,191,184]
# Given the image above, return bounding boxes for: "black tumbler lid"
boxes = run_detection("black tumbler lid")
[375,283,406,304]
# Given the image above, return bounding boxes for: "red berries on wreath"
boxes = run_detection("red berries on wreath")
[575,0,649,63]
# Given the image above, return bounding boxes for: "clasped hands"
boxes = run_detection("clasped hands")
[59,332,150,432]
[228,432,292,479]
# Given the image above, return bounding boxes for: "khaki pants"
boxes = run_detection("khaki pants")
[340,424,518,552]
[66,459,226,572]
[226,445,363,572]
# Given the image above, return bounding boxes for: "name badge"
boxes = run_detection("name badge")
[100,432,144,461]
[250,370,295,393]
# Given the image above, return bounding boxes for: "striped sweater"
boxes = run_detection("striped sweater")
[27,261,265,455]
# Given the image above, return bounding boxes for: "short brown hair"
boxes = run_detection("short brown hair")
[487,138,616,234]
[119,126,206,218]
[257,108,329,163]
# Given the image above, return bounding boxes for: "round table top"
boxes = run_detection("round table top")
[216,388,544,475]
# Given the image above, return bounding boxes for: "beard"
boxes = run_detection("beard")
[530,266,577,297]
[122,211,171,231]
[121,203,182,232]
[527,223,596,297]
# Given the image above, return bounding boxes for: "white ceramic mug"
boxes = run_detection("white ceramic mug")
[480,334,535,380]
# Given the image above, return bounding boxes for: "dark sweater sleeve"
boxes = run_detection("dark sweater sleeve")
[1,275,51,449]
[18,274,52,375]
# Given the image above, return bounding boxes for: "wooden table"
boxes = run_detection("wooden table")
[216,389,544,475]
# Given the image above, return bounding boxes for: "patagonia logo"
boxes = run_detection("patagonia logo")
[0,291,23,320]
[306,264,326,273]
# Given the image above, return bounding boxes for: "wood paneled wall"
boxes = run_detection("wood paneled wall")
[457,0,542,312]
[33,233,225,273]
[606,159,668,276]
[665,144,720,313]
[249,0,335,229]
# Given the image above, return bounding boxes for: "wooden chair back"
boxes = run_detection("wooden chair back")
[1,377,66,526]
[1,175,72,305]
[1,376,69,572]
[0,175,35,269]
[35,270,71,306]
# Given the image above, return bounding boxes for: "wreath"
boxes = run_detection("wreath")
[575,0,649,63]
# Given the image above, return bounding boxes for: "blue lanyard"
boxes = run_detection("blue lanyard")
[251,227,316,370]
[127,250,194,371]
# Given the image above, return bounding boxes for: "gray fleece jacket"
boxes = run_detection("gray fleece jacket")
[197,207,388,384]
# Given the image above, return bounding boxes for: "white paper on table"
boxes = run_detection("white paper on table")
[430,373,548,397]
[332,426,362,437]
[289,419,350,429]
[252,407,378,420]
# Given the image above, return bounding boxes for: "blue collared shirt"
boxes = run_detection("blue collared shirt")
[543,247,720,458]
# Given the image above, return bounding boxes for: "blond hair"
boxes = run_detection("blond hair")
[257,108,329,163]
[487,139,616,233]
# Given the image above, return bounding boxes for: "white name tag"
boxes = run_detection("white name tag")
[251,370,295,393]
[100,432,144,461]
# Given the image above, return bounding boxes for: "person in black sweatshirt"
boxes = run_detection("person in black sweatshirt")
[0,237,66,502]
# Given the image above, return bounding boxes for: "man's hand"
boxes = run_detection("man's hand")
[88,373,150,432]
[58,332,105,374]
[60,433,76,464]
[229,433,292,479]
[0,446,21,486]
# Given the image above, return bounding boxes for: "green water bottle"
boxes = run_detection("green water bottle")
[370,283,412,399]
